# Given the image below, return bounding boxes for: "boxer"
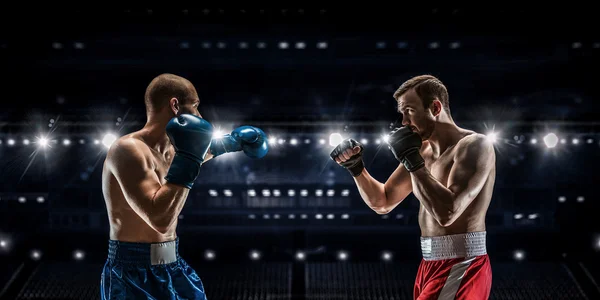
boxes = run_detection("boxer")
[100,73,268,299]
[331,75,495,299]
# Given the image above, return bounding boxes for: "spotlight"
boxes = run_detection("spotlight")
[382,134,390,143]
[205,250,215,260]
[486,132,498,143]
[382,251,393,261]
[250,250,261,260]
[31,249,42,260]
[212,129,224,139]
[329,133,343,147]
[73,250,85,260]
[37,137,49,148]
[513,250,525,261]
[296,251,305,260]
[102,133,117,149]
[337,251,348,261]
[543,133,558,148]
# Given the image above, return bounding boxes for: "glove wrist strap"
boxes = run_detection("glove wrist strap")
[403,150,425,172]
[341,158,365,177]
[165,154,202,189]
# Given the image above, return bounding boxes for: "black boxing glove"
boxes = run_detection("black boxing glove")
[330,138,365,177]
[387,126,425,172]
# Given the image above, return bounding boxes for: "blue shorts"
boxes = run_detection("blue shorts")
[100,238,207,300]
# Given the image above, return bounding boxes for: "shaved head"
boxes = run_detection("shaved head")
[144,73,198,113]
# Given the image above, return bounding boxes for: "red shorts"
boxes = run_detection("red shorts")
[414,232,492,300]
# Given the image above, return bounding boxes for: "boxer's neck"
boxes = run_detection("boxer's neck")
[426,116,460,158]
[142,116,172,155]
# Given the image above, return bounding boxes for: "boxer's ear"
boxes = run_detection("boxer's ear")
[169,98,180,115]
[430,99,443,117]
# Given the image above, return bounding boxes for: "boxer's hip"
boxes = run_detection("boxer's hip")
[420,231,487,261]
[107,238,181,266]
[414,232,492,299]
[101,238,206,300]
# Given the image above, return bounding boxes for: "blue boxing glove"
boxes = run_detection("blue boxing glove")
[209,126,269,159]
[164,114,214,189]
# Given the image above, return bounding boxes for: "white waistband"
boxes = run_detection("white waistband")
[150,240,178,265]
[420,232,487,261]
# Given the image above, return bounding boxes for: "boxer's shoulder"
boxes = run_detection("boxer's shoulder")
[106,134,153,169]
[453,132,494,161]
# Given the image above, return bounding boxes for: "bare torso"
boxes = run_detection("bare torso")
[102,131,178,243]
[417,132,496,237]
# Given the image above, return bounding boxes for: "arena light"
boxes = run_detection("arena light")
[31,249,42,260]
[212,128,224,139]
[381,251,393,261]
[329,133,343,147]
[295,251,305,261]
[486,131,498,143]
[543,133,559,148]
[63,139,71,146]
[250,250,261,260]
[73,250,85,260]
[204,250,215,260]
[382,134,390,143]
[23,139,30,145]
[102,133,117,149]
[0,239,8,250]
[37,136,49,148]
[337,251,348,261]
[513,250,525,261]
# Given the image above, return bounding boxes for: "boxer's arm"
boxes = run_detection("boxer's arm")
[410,134,495,227]
[354,164,412,214]
[108,139,190,234]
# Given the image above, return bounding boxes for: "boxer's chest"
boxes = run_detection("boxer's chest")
[423,147,456,186]
[150,150,174,183]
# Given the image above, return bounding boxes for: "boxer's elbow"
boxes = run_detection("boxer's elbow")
[371,205,391,215]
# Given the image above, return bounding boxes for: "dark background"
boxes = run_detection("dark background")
[0,7,599,300]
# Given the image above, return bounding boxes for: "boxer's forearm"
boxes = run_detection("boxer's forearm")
[410,167,455,226]
[149,184,190,233]
[353,169,389,213]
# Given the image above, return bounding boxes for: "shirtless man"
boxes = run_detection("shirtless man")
[100,73,268,299]
[331,75,495,299]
